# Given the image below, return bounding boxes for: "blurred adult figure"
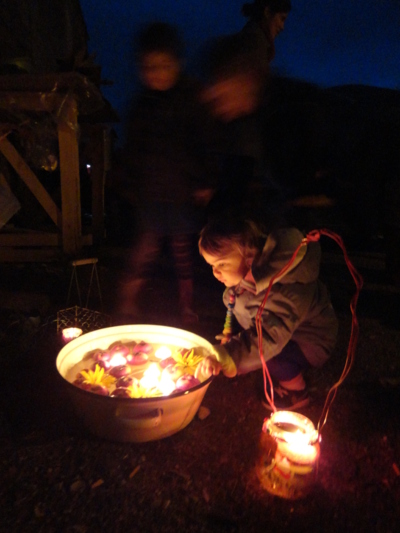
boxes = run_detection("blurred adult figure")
[201,31,283,229]
[202,0,292,122]
[241,0,292,69]
[201,31,266,123]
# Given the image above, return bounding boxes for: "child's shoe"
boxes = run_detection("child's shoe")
[262,385,310,411]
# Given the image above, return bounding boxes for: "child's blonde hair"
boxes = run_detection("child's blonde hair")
[199,217,265,259]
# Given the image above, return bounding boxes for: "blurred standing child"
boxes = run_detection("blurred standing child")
[116,22,215,323]
[196,217,338,410]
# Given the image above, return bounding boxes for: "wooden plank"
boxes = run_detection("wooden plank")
[0,232,92,248]
[0,247,63,262]
[57,96,82,255]
[0,232,61,246]
[0,233,92,262]
[0,171,11,190]
[0,92,63,113]
[0,73,105,115]
[0,137,62,227]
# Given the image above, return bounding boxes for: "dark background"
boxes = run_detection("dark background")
[1,3,400,530]
[80,0,400,143]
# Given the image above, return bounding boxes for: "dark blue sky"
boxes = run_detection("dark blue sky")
[80,0,400,134]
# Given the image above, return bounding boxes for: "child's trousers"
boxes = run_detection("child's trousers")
[266,340,311,382]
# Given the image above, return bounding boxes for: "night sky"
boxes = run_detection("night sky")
[80,0,400,137]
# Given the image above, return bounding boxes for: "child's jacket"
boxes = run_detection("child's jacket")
[223,227,338,374]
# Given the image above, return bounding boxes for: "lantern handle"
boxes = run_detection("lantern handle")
[256,228,363,431]
[66,257,103,310]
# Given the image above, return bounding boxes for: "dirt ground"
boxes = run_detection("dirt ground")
[1,240,400,533]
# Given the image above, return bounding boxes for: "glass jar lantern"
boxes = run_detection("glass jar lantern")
[256,410,320,499]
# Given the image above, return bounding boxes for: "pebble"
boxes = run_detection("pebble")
[197,406,210,420]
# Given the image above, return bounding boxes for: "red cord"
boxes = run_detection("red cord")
[256,229,363,436]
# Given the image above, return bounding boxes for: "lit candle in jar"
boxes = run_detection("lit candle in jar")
[256,410,320,499]
[62,327,83,342]
[276,431,319,464]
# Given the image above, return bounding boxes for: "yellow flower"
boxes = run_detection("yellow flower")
[80,365,116,388]
[171,348,204,376]
[126,381,163,399]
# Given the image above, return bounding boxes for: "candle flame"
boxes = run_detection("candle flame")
[109,353,127,367]
[277,428,319,463]
[140,363,161,389]
[277,439,318,463]
[138,362,176,396]
[265,411,320,464]
[283,429,311,447]
[159,372,176,395]
[155,346,172,360]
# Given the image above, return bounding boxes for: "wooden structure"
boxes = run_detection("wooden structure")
[0,72,116,261]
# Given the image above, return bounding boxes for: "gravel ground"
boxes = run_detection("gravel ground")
[1,242,400,533]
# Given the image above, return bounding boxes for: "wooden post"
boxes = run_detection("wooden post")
[57,95,82,255]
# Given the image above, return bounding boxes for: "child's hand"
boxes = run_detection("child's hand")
[212,344,237,378]
[195,356,222,381]
[215,333,232,345]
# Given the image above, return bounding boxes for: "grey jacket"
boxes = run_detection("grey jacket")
[222,228,338,374]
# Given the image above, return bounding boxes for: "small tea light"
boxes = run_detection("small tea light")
[158,372,176,396]
[62,327,83,342]
[108,353,127,367]
[139,362,176,396]
[154,346,172,360]
[140,363,161,390]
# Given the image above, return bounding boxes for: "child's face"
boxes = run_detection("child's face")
[201,248,249,287]
[139,52,181,91]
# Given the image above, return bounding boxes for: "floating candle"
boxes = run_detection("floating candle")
[68,338,210,399]
[155,345,172,360]
[140,363,161,390]
[158,372,176,396]
[108,352,127,367]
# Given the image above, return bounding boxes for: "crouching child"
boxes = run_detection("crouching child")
[196,217,338,410]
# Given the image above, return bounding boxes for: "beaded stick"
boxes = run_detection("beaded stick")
[221,289,236,344]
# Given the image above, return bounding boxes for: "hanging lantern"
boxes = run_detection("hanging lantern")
[256,410,320,500]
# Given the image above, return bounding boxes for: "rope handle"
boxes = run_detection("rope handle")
[253,229,363,436]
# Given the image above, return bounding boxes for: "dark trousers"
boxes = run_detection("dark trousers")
[266,340,310,381]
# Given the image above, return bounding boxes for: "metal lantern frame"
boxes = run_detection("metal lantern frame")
[57,258,111,336]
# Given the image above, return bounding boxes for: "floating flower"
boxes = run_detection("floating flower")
[80,364,116,388]
[126,380,163,399]
[171,348,204,376]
